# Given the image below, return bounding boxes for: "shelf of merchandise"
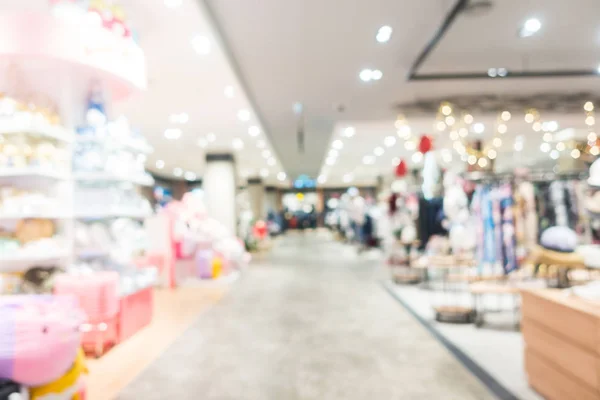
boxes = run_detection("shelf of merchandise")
[0,212,73,220]
[75,209,152,220]
[0,168,71,181]
[0,123,75,143]
[0,250,71,273]
[75,136,153,155]
[73,171,155,187]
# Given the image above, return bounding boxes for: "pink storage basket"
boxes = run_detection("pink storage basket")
[54,272,120,321]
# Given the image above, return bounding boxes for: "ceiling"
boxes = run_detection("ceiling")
[204,0,600,185]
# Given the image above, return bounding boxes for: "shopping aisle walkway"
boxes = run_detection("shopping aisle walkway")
[120,231,495,399]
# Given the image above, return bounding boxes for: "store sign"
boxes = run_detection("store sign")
[294,175,315,189]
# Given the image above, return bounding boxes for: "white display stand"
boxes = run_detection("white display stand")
[0,6,148,273]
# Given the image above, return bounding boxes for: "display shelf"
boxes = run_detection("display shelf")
[0,168,70,181]
[75,135,153,155]
[75,209,152,220]
[0,12,147,100]
[0,211,73,220]
[73,171,154,187]
[76,249,110,259]
[0,250,70,272]
[0,121,74,143]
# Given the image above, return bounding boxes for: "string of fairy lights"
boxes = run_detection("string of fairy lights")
[394,101,600,170]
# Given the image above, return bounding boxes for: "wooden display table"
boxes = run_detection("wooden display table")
[521,289,600,400]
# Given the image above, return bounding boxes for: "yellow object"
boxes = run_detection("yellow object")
[212,257,223,279]
[30,348,88,400]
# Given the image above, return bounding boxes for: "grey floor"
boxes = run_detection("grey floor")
[120,231,496,399]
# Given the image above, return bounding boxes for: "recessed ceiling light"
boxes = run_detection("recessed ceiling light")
[332,140,344,150]
[556,142,566,151]
[277,172,286,181]
[585,101,595,112]
[543,133,553,142]
[164,0,182,8]
[155,160,165,169]
[197,137,208,148]
[376,25,393,43]
[488,149,497,159]
[232,138,244,150]
[473,123,485,134]
[267,157,276,166]
[412,152,423,163]
[237,109,251,122]
[501,111,511,121]
[359,69,373,82]
[343,127,355,137]
[550,149,559,160]
[436,121,446,131]
[384,136,396,147]
[173,167,183,177]
[467,155,477,165]
[206,132,216,142]
[293,102,303,114]
[317,175,327,184]
[588,132,597,142]
[262,150,271,158]
[478,158,488,168]
[371,69,383,80]
[248,126,260,136]
[493,137,502,147]
[587,116,596,126]
[256,140,266,148]
[260,168,269,178]
[164,128,182,140]
[184,171,197,181]
[497,68,508,77]
[328,149,339,158]
[497,124,507,134]
[487,68,497,77]
[363,155,376,165]
[224,86,235,98]
[191,35,211,55]
[520,18,541,37]
[326,157,336,166]
[374,146,384,156]
[571,149,581,159]
[405,141,416,150]
[532,122,542,132]
[392,157,400,166]
[464,114,474,124]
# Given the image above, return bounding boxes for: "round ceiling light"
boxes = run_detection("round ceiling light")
[343,127,356,137]
[191,35,211,55]
[374,146,385,156]
[173,167,183,177]
[376,26,393,43]
[237,109,251,122]
[332,140,344,150]
[248,126,260,136]
[473,123,485,134]
[277,172,287,181]
[384,136,396,147]
[155,160,165,169]
[224,86,235,98]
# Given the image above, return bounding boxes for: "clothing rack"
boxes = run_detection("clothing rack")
[463,170,588,184]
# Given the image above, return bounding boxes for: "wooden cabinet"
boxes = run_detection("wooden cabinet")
[521,289,600,399]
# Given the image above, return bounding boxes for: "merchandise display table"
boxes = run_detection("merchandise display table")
[413,255,477,323]
[521,288,600,400]
[470,281,521,329]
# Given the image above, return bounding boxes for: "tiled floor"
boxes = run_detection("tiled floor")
[118,231,496,399]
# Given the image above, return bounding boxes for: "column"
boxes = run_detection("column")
[247,177,265,220]
[265,186,278,215]
[203,153,237,235]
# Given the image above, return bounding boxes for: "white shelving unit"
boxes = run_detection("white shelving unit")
[0,8,149,275]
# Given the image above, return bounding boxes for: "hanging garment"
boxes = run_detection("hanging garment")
[499,184,517,273]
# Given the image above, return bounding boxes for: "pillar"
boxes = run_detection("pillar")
[247,177,265,220]
[203,153,237,235]
[265,186,278,215]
